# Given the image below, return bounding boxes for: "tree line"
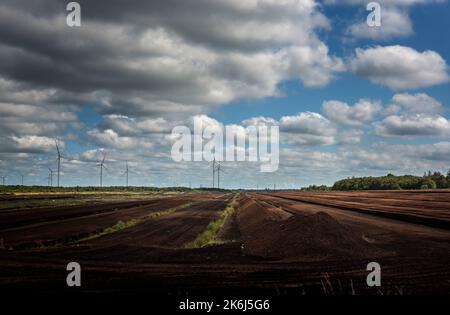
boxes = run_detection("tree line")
[332,171,450,191]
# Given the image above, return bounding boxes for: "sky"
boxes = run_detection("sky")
[0,0,449,189]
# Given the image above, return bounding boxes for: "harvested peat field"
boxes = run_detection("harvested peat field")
[0,190,450,295]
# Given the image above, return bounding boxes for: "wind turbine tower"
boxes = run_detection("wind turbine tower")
[97,152,107,187]
[47,167,54,187]
[216,162,225,189]
[55,140,61,187]
[212,158,216,188]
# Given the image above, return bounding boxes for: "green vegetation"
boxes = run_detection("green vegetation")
[185,194,239,248]
[332,171,450,191]
[0,185,197,194]
[301,185,331,192]
[76,202,193,243]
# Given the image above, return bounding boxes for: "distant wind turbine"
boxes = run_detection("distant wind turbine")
[97,152,107,187]
[211,158,216,188]
[216,162,226,189]
[47,167,55,187]
[55,140,62,187]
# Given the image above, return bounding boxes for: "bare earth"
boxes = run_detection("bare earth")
[0,190,449,295]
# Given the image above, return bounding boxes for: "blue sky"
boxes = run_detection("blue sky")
[0,0,449,188]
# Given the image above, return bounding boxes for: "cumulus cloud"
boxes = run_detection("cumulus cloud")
[242,116,278,127]
[342,140,450,174]
[326,0,447,40]
[348,6,413,40]
[0,0,347,174]
[0,0,343,119]
[374,114,450,137]
[0,135,60,154]
[99,115,173,137]
[386,93,444,114]
[242,112,363,146]
[0,0,345,158]
[0,102,80,137]
[87,129,155,150]
[350,45,449,90]
[338,129,364,144]
[279,112,338,145]
[324,0,444,4]
[322,99,382,126]
[279,139,450,185]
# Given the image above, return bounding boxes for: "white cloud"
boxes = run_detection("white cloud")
[279,112,338,145]
[325,0,445,6]
[326,0,446,40]
[88,129,154,150]
[280,112,335,134]
[100,115,172,136]
[3,135,59,153]
[0,102,80,136]
[348,6,413,40]
[322,99,382,126]
[386,93,444,114]
[279,112,337,145]
[338,129,364,144]
[350,45,449,90]
[374,114,450,137]
[242,116,278,127]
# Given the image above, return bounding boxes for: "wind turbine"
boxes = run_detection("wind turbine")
[216,162,226,189]
[47,167,55,187]
[55,140,62,187]
[1,176,6,185]
[211,158,216,188]
[97,152,107,187]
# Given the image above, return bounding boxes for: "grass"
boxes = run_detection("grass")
[185,194,239,248]
[0,186,193,194]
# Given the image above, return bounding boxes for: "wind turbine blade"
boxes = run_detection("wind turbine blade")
[55,140,60,155]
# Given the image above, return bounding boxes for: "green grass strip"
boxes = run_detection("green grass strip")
[185,194,239,248]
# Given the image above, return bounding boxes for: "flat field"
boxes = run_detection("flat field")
[0,190,449,295]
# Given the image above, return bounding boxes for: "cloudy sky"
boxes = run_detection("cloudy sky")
[0,0,449,188]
